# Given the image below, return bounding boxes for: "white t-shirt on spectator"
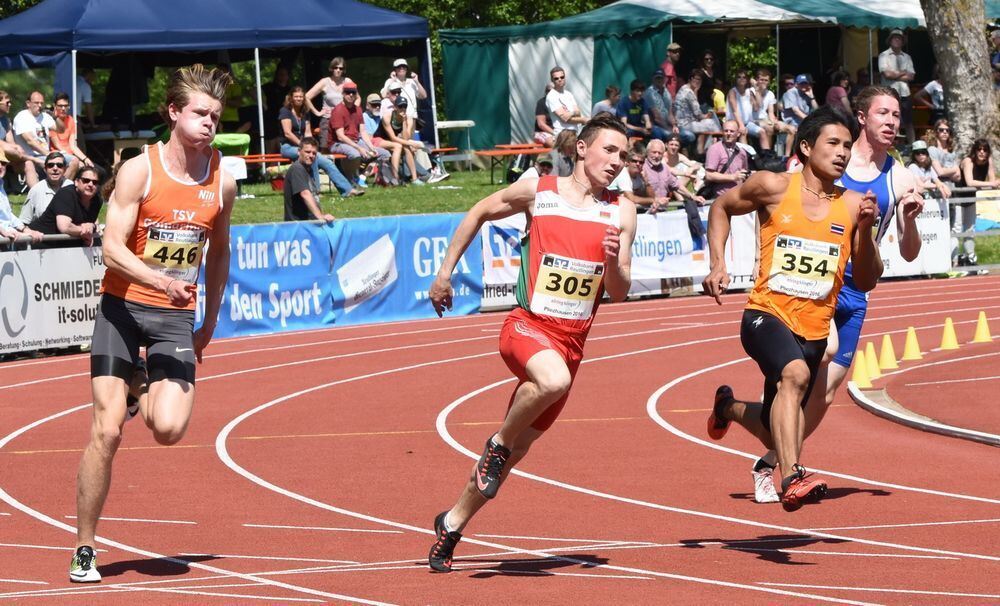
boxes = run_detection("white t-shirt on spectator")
[878,49,915,98]
[381,77,419,119]
[754,90,776,122]
[922,80,944,110]
[929,145,958,176]
[75,76,92,116]
[908,163,937,182]
[13,109,55,158]
[20,178,72,224]
[546,89,582,136]
[608,167,633,193]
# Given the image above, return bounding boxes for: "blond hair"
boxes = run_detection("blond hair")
[159,64,233,128]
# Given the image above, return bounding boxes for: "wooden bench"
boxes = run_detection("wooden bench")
[475,147,552,184]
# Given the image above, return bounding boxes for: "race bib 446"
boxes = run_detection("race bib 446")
[142,226,206,283]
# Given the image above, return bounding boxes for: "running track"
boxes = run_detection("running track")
[1,276,998,604]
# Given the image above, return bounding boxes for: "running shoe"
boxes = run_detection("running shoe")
[780,465,827,512]
[69,545,101,582]
[125,357,147,422]
[428,170,450,184]
[474,434,511,499]
[707,385,734,440]
[752,464,780,504]
[428,511,462,572]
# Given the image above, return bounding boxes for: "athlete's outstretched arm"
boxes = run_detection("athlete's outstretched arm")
[194,173,236,362]
[849,190,884,292]
[702,172,779,304]
[893,170,924,262]
[429,178,537,316]
[603,198,636,302]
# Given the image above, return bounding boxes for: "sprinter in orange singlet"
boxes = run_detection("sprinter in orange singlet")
[426,114,636,572]
[70,65,236,582]
[701,106,882,512]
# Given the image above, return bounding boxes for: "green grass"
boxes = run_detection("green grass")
[8,169,506,225]
[975,234,1000,265]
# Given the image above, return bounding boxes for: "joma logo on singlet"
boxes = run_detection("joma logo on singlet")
[197,190,216,202]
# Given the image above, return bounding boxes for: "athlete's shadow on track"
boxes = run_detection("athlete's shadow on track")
[464,554,610,578]
[728,486,891,502]
[98,554,221,579]
[679,535,846,565]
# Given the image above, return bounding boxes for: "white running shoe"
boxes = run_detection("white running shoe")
[69,545,101,582]
[752,467,780,503]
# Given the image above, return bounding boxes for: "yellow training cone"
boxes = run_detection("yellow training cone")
[851,349,872,388]
[864,341,882,379]
[940,317,959,350]
[878,334,899,370]
[972,311,993,343]
[901,327,923,361]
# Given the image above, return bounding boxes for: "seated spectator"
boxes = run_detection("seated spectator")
[825,71,852,114]
[782,74,817,129]
[534,84,556,146]
[380,58,428,135]
[364,92,404,184]
[0,149,43,242]
[726,70,755,144]
[549,130,576,177]
[618,79,663,141]
[262,63,292,150]
[703,120,750,198]
[306,57,354,151]
[517,156,554,181]
[13,91,56,188]
[592,85,621,118]
[711,77,727,117]
[0,91,30,182]
[329,85,393,185]
[49,93,90,177]
[642,139,707,240]
[284,137,340,223]
[28,165,103,245]
[279,87,357,198]
[907,140,950,198]
[644,70,678,135]
[608,145,655,210]
[913,65,946,123]
[927,119,961,183]
[663,134,704,193]
[955,139,998,266]
[377,95,434,184]
[19,151,72,224]
[673,70,720,156]
[849,68,870,106]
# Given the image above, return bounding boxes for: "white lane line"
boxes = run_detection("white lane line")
[0,542,106,552]
[0,512,9,516]
[0,579,47,585]
[758,582,1000,599]
[809,518,1000,532]
[180,553,360,564]
[726,547,958,560]
[216,350,877,606]
[473,533,638,544]
[905,375,1000,387]
[0,411,392,605]
[243,523,402,534]
[450,566,653,580]
[142,587,324,602]
[65,515,196,525]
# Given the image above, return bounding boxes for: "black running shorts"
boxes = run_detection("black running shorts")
[90,294,196,384]
[740,309,826,433]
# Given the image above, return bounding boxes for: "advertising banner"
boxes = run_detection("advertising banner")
[879,198,951,278]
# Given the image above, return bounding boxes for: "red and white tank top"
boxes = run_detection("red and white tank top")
[514,175,621,334]
[102,142,223,310]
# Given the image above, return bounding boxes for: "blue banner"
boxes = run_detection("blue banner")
[326,214,483,326]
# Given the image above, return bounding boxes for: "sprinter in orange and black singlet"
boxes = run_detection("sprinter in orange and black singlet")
[71,65,237,584]
[700,107,883,513]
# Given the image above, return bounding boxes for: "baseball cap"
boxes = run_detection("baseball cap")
[667,42,682,51]
[388,83,403,93]
[366,93,381,104]
[652,68,666,78]
[394,96,408,109]
[794,74,813,85]
[393,58,408,68]
[911,140,929,153]
[342,84,358,93]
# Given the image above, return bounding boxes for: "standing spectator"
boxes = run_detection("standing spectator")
[927,119,961,184]
[660,42,683,97]
[782,74,818,129]
[329,84,393,185]
[878,29,916,143]
[699,50,717,82]
[645,69,678,136]
[591,85,621,118]
[305,57,354,150]
[913,65,946,123]
[75,68,95,130]
[13,91,55,188]
[545,66,587,136]
[664,134,704,193]
[726,70,755,144]
[548,130,577,177]
[703,120,750,198]
[28,165,103,245]
[262,64,292,151]
[955,139,999,266]
[907,140,951,198]
[0,150,43,242]
[618,79,661,141]
[674,69,720,156]
[284,138,338,222]
[380,58,428,131]
[825,71,852,113]
[533,84,556,146]
[280,87,357,198]
[49,93,89,177]
[20,151,72,224]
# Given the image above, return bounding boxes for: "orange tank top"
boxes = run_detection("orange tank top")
[746,173,853,340]
[101,142,223,310]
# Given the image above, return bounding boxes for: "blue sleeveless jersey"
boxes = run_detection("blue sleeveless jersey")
[835,155,896,290]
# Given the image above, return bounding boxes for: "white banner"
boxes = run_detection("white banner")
[878,198,951,278]
[480,214,526,309]
[0,246,105,354]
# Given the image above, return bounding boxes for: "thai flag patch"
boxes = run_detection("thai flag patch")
[830,222,845,235]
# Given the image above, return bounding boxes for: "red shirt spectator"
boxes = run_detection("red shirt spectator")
[330,101,363,143]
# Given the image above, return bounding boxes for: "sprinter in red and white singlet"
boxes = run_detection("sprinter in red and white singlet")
[426,114,637,572]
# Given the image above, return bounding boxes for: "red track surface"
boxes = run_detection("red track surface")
[1,276,998,604]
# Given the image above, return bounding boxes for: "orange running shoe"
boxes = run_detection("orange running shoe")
[781,466,827,512]
[707,385,734,440]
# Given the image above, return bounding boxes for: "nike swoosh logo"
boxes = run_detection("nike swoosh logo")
[69,571,89,577]
[175,348,193,353]
[476,474,490,492]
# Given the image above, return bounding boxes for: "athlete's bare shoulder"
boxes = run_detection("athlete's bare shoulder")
[743,170,789,204]
[111,153,151,204]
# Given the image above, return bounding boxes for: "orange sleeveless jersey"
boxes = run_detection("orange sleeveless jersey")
[746,173,854,340]
[101,142,223,310]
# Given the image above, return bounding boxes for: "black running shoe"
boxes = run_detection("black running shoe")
[428,511,462,572]
[69,545,101,582]
[125,357,147,421]
[474,434,511,499]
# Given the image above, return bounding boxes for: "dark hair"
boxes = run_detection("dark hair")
[300,136,319,149]
[77,165,102,182]
[630,79,645,92]
[755,67,771,79]
[793,105,858,162]
[929,118,953,151]
[853,86,900,117]
[969,138,992,161]
[578,113,628,150]
[550,66,565,79]
[688,69,704,81]
[605,84,621,97]
[54,92,70,103]
[284,85,305,112]
[830,70,850,85]
[44,151,65,165]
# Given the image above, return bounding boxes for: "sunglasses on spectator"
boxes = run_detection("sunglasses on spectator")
[330,66,345,72]
[78,177,98,185]
[56,103,70,108]
[552,76,565,81]
[628,158,643,163]
[45,162,66,168]
[368,102,380,107]
[937,127,951,133]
